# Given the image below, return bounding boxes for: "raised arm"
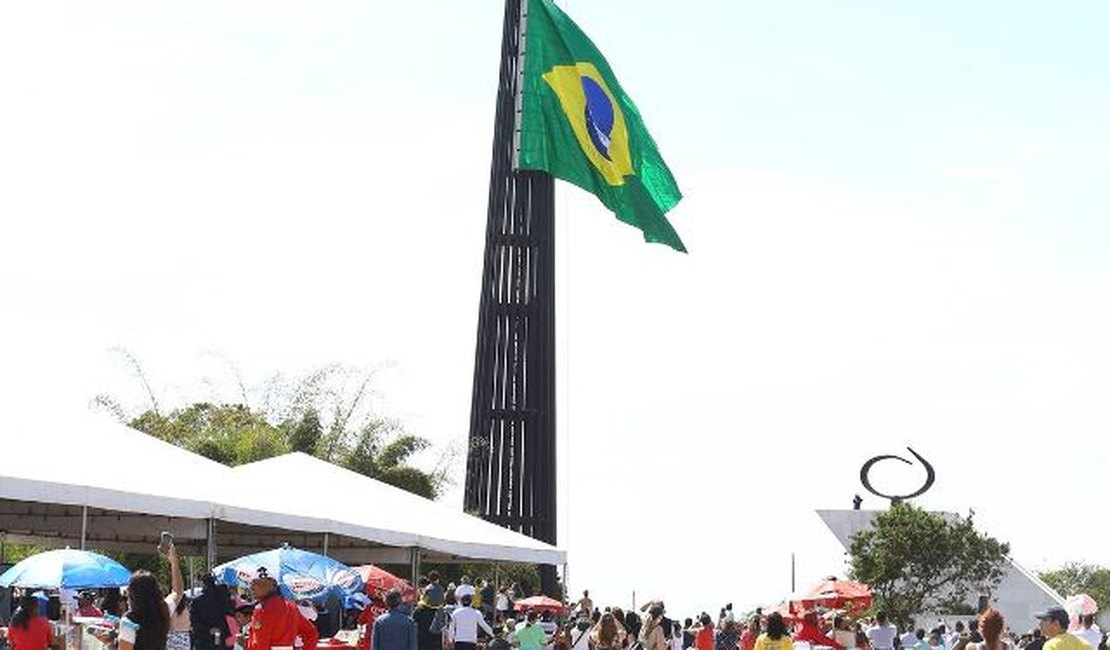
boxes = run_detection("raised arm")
[167,543,184,599]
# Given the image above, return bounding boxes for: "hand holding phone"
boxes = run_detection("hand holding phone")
[158,531,174,555]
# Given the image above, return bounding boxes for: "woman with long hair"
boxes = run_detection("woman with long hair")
[592,612,627,650]
[970,610,1009,650]
[7,595,53,650]
[753,613,794,650]
[120,571,171,650]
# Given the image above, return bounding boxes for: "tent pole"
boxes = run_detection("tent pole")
[323,533,329,557]
[80,506,88,550]
[206,518,217,571]
[409,548,421,585]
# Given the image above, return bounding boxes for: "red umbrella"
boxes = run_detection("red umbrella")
[796,577,872,612]
[514,595,568,614]
[352,565,417,604]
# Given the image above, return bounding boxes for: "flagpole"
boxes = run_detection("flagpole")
[465,0,559,596]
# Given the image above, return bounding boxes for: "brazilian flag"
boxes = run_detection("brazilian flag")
[517,0,686,253]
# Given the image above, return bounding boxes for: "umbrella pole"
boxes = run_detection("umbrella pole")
[323,533,329,558]
[80,506,88,550]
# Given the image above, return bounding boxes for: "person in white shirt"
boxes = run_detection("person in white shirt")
[455,577,476,601]
[540,612,559,650]
[450,595,494,650]
[668,621,684,650]
[867,612,898,650]
[568,618,594,650]
[948,622,965,650]
[900,622,919,650]
[495,589,511,623]
[1074,615,1102,649]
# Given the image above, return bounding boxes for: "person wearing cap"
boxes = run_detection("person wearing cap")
[1035,607,1087,650]
[371,589,417,650]
[247,569,319,650]
[77,592,104,618]
[450,594,494,650]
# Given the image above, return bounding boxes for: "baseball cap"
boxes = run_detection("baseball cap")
[1034,607,1069,628]
[250,567,275,582]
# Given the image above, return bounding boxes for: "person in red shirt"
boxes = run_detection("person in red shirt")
[247,570,319,650]
[740,616,761,650]
[357,603,378,650]
[77,592,104,618]
[793,613,842,650]
[696,615,716,650]
[7,595,53,650]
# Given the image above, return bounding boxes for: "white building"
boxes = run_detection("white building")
[816,509,1065,631]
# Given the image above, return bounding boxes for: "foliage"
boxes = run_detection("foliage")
[103,359,457,500]
[1038,563,1110,607]
[848,503,1010,627]
[0,542,49,565]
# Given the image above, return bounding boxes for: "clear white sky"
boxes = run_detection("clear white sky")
[2,0,1110,619]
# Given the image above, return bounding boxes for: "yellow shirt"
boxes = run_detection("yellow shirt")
[753,634,795,650]
[1045,634,1092,650]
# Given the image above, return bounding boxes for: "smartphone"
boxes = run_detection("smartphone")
[158,531,174,554]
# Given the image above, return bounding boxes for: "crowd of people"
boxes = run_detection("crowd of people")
[4,560,1107,650]
[2,544,322,650]
[355,580,1110,650]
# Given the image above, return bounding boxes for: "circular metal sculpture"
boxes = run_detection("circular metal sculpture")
[859,447,935,504]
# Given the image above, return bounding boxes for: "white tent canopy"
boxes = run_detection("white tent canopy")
[230,453,565,565]
[1,410,236,556]
[0,411,564,568]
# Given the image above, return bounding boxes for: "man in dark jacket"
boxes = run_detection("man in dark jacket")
[372,590,417,650]
[191,574,232,650]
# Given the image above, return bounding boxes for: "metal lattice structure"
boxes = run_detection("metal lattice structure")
[464,0,558,592]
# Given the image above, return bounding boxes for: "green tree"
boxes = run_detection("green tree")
[1039,563,1110,606]
[848,503,1010,627]
[115,362,454,500]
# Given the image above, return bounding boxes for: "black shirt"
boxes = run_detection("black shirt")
[190,589,231,650]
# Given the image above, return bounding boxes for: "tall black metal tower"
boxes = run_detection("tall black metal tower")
[465,0,559,594]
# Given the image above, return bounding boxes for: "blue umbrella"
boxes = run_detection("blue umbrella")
[0,549,132,589]
[214,546,363,604]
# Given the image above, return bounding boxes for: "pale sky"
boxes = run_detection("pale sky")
[3,0,1110,619]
